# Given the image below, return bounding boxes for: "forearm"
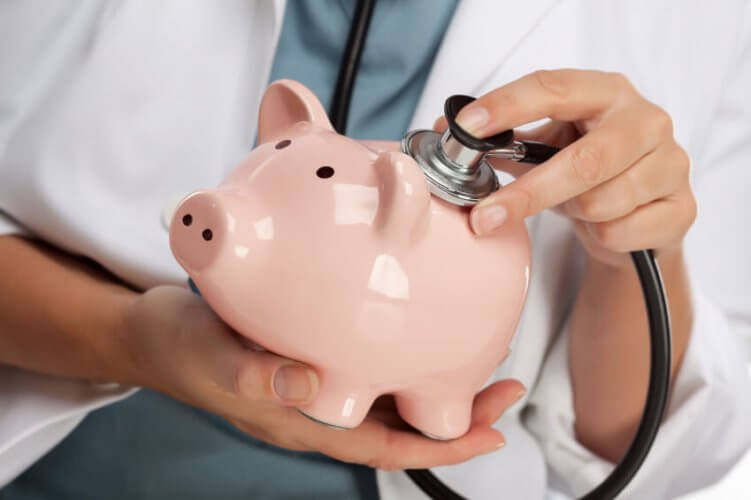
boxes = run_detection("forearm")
[0,235,137,383]
[569,249,693,462]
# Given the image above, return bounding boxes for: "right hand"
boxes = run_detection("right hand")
[119,285,525,470]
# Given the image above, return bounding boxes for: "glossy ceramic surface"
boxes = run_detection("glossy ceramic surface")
[169,80,531,439]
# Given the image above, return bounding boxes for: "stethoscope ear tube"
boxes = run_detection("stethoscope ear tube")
[406,249,672,500]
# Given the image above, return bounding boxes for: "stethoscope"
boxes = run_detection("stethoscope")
[328,1,672,498]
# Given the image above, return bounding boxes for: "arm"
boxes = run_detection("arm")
[453,7,751,493]
[568,250,693,461]
[454,69,697,460]
[0,234,522,473]
[0,235,136,382]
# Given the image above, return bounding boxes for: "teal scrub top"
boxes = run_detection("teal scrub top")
[0,1,457,499]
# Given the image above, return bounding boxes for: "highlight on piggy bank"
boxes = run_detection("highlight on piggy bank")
[169,79,531,440]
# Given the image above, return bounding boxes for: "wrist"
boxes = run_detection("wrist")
[584,246,686,284]
[84,291,141,387]
[110,292,155,389]
[114,286,204,395]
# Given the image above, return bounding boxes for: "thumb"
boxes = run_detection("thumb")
[232,351,319,405]
[130,286,319,407]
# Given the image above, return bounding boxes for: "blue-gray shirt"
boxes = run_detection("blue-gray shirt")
[269,0,456,140]
[0,2,457,499]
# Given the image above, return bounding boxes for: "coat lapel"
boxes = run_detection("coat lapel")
[409,0,560,128]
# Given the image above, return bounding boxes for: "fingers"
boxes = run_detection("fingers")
[433,115,448,132]
[512,119,579,149]
[145,288,319,406]
[471,107,666,234]
[455,69,638,137]
[471,379,526,426]
[312,380,525,471]
[576,190,697,254]
[335,418,505,471]
[207,327,318,405]
[563,144,690,222]
[233,350,319,405]
[486,120,577,179]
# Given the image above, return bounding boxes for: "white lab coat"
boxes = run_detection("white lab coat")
[1,1,750,499]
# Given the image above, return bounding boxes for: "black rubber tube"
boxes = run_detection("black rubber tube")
[518,140,563,165]
[329,0,376,134]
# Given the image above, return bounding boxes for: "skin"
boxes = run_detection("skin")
[0,235,523,472]
[0,68,694,472]
[450,69,696,462]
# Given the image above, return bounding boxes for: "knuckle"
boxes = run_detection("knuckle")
[511,183,539,216]
[574,193,608,221]
[488,89,519,114]
[591,221,626,251]
[671,145,692,177]
[607,72,636,97]
[623,167,643,208]
[608,71,632,89]
[684,193,698,227]
[532,69,568,99]
[569,145,605,187]
[235,359,273,401]
[649,106,674,137]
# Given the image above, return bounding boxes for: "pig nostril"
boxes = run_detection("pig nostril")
[316,166,335,178]
[182,214,193,226]
[202,229,213,241]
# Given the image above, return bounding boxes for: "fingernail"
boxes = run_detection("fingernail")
[273,365,316,403]
[455,105,490,136]
[482,438,506,455]
[471,204,507,235]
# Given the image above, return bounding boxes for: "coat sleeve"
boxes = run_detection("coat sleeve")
[0,1,135,488]
[522,6,751,498]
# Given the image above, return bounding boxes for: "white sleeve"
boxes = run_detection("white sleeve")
[0,1,134,487]
[0,368,136,487]
[524,285,751,499]
[522,7,751,498]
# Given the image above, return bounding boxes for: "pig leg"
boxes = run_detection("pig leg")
[296,374,376,430]
[394,389,474,440]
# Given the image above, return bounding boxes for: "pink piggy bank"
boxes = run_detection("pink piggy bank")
[169,80,531,439]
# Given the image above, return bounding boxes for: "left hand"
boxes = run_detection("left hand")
[443,69,697,267]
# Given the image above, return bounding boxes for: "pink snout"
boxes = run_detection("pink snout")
[169,191,227,273]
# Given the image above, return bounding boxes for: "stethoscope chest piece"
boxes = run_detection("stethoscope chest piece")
[402,95,526,207]
[401,128,499,206]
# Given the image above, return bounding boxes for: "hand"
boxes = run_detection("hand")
[448,69,696,267]
[119,286,525,470]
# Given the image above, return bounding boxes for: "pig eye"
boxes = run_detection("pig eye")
[275,139,291,150]
[202,229,213,241]
[316,166,335,179]
[182,214,193,226]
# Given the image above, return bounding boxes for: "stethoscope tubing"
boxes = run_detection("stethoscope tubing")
[331,2,672,499]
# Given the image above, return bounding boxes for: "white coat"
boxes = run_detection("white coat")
[1,1,750,499]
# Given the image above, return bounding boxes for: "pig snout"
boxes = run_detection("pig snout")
[169,191,226,273]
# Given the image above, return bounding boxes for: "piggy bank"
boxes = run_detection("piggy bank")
[169,80,531,439]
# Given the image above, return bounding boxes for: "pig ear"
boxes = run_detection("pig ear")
[374,152,431,242]
[257,79,334,144]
